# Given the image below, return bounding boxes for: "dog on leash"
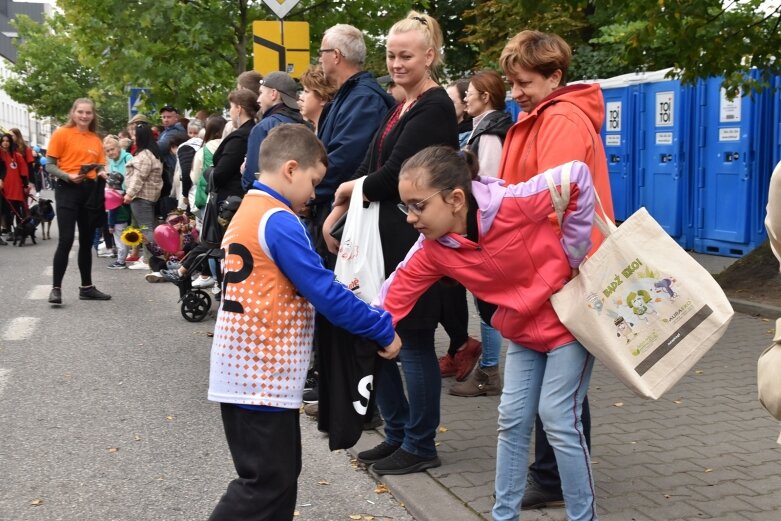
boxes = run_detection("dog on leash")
[29,198,54,239]
[11,216,38,246]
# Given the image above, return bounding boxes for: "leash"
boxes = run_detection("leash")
[1,190,27,221]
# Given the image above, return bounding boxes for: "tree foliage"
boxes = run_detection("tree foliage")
[3,0,780,129]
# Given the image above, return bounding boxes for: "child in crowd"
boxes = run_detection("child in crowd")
[376,146,597,521]
[206,124,401,521]
[106,173,131,269]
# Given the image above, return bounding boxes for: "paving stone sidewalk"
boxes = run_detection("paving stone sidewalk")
[361,254,781,521]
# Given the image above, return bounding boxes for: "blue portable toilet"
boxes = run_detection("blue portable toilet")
[775,76,781,168]
[635,69,694,248]
[505,96,522,122]
[597,73,641,221]
[693,72,767,257]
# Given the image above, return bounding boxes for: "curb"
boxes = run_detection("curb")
[349,431,483,521]
[728,297,781,319]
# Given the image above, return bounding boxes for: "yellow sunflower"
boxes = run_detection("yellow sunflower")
[120,227,144,247]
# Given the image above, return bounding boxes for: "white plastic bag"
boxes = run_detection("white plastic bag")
[334,176,384,303]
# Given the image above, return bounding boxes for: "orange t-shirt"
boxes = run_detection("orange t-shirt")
[47,126,106,178]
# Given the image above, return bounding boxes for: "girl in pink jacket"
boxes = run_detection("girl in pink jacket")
[378,146,598,521]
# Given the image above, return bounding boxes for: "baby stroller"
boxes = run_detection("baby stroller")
[177,193,242,322]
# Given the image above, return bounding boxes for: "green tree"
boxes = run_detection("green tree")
[2,13,128,131]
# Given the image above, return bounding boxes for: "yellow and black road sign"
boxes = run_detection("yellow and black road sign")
[253,21,310,79]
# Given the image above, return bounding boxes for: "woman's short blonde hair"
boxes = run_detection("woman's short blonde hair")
[299,66,337,104]
[500,30,571,85]
[389,11,445,74]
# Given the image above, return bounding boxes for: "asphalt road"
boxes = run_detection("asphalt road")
[0,205,414,521]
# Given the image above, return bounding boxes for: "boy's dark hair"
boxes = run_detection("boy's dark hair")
[259,124,328,174]
[400,146,479,196]
[167,132,188,150]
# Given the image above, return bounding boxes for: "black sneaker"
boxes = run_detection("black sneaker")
[304,369,318,391]
[79,286,112,300]
[521,477,564,510]
[357,441,400,464]
[302,387,318,404]
[48,287,62,304]
[371,448,441,475]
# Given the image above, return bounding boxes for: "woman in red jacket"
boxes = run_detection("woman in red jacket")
[0,132,30,235]
[497,29,614,513]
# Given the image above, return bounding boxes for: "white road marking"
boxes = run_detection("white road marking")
[26,285,51,300]
[0,368,10,398]
[2,317,40,341]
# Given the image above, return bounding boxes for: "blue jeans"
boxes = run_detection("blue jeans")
[375,328,440,459]
[492,341,597,521]
[479,319,503,368]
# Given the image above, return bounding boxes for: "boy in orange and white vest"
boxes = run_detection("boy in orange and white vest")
[207,124,401,521]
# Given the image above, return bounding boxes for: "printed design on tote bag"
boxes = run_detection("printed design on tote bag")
[585,256,695,357]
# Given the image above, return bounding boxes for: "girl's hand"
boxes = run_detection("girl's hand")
[332,179,357,207]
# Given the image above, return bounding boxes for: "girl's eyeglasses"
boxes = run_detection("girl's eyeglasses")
[397,187,451,216]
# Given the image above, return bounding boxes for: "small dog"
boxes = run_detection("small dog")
[29,199,54,239]
[11,216,38,246]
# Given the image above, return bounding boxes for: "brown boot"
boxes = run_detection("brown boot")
[448,366,501,397]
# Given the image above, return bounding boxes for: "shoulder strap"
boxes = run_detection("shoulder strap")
[543,161,615,238]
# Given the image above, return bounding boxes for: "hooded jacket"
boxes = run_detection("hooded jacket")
[243,104,305,191]
[377,161,595,352]
[499,83,614,253]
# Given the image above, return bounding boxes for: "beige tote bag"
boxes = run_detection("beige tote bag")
[546,169,734,399]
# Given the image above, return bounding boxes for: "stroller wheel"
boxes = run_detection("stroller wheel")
[181,290,212,322]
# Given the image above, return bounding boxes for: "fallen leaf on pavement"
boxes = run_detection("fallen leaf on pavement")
[30,499,43,506]
[374,484,388,494]
[613,402,624,407]
[704,468,713,473]
[695,370,704,375]
[438,426,448,433]
[318,480,330,485]
[293,511,299,516]
[108,447,119,453]
[350,515,362,520]
[166,416,174,421]
[134,434,142,442]
[673,400,683,404]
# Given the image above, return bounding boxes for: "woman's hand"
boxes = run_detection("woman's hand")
[332,179,357,207]
[322,204,348,255]
[67,172,86,184]
[123,194,133,204]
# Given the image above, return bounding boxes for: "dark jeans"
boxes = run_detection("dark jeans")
[208,404,301,521]
[53,182,100,288]
[441,282,469,355]
[375,327,440,458]
[529,395,591,491]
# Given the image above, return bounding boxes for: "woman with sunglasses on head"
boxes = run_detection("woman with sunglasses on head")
[322,11,458,476]
[46,98,110,304]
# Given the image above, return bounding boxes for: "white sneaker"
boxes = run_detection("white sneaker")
[192,276,215,288]
[129,260,150,270]
[145,271,164,283]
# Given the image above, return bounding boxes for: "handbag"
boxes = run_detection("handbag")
[333,176,384,303]
[546,163,734,399]
[758,319,781,443]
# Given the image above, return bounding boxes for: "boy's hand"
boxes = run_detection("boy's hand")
[378,333,402,360]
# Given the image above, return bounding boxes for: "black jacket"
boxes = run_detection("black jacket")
[466,110,513,157]
[212,119,253,202]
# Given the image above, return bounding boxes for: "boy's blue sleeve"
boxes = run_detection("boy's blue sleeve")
[263,211,395,347]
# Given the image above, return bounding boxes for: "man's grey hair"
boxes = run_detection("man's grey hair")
[323,24,366,66]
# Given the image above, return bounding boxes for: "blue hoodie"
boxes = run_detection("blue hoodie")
[315,71,395,205]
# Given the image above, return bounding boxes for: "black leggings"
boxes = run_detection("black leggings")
[53,182,100,288]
